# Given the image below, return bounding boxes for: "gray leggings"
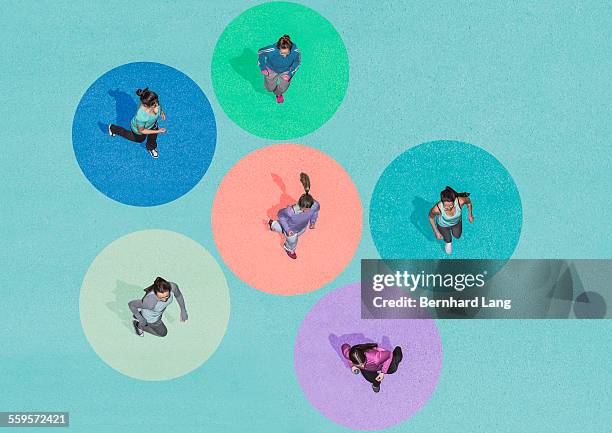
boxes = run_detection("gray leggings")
[264,70,291,95]
[437,219,462,243]
[138,318,167,337]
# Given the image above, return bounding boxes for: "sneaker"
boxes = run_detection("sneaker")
[276,94,284,104]
[132,320,144,337]
[149,149,159,159]
[285,249,297,259]
[445,242,452,254]
[372,384,380,393]
[108,124,115,137]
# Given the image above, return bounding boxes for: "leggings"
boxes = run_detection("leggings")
[110,123,158,151]
[138,318,167,337]
[437,218,462,243]
[360,346,403,388]
[264,70,291,95]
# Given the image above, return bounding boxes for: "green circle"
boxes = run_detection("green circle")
[79,230,230,381]
[211,1,349,139]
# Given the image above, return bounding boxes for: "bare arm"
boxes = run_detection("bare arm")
[460,197,474,222]
[429,205,442,239]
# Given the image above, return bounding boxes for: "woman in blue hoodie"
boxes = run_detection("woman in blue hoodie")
[268,172,320,259]
[257,35,301,103]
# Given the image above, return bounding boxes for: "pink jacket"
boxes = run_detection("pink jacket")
[341,343,393,374]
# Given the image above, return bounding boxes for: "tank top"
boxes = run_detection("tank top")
[436,199,462,227]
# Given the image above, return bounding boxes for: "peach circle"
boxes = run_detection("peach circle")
[212,144,362,295]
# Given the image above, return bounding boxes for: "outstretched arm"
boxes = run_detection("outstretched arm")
[171,283,188,321]
[289,47,301,77]
[461,197,474,223]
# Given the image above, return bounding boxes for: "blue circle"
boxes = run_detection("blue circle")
[72,62,216,206]
[370,141,522,259]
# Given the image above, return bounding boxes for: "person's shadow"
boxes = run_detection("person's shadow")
[328,333,394,369]
[262,174,297,247]
[411,196,437,242]
[106,280,144,331]
[229,48,267,94]
[97,89,146,148]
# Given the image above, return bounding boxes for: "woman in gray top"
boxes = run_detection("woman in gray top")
[128,277,188,337]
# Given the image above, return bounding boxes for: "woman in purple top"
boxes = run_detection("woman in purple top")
[342,343,403,393]
[268,172,320,260]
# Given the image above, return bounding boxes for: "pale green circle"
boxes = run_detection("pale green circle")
[79,230,230,381]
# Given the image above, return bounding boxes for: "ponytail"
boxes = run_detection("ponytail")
[440,186,469,202]
[144,276,171,294]
[298,172,314,208]
[135,87,159,108]
[348,343,378,365]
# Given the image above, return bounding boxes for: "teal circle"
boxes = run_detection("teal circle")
[79,230,230,381]
[211,2,349,139]
[370,141,522,259]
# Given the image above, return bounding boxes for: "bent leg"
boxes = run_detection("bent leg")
[110,124,146,143]
[437,223,453,243]
[276,73,291,95]
[451,219,463,239]
[140,319,168,337]
[264,71,278,93]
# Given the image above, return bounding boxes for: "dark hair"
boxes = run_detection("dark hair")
[348,343,378,365]
[144,277,171,294]
[135,87,159,108]
[298,172,314,208]
[440,186,470,203]
[276,34,293,50]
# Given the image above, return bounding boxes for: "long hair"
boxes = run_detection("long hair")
[135,87,159,108]
[440,186,470,203]
[298,172,315,208]
[276,34,293,50]
[144,277,171,295]
[348,343,378,365]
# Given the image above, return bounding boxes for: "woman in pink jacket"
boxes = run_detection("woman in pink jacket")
[342,343,403,393]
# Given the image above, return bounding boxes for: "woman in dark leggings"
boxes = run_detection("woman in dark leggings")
[108,88,166,158]
[128,277,188,337]
[429,186,474,254]
[341,343,403,393]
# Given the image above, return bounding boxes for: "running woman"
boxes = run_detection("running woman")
[428,186,474,254]
[108,88,166,158]
[268,173,320,260]
[128,277,188,338]
[341,343,403,393]
[257,35,301,103]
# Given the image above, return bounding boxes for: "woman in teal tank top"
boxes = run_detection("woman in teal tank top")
[108,88,167,158]
[428,186,474,254]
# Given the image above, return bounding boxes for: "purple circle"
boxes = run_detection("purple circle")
[294,283,443,430]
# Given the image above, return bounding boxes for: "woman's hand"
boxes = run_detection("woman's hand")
[261,69,269,76]
[309,224,315,229]
[351,366,360,375]
[288,231,295,236]
[468,214,474,224]
[375,373,384,382]
[158,127,167,134]
[161,111,166,121]
[180,312,188,322]
[282,74,290,81]
[434,231,443,240]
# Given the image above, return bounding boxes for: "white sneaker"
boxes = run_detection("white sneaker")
[108,124,115,137]
[445,243,452,254]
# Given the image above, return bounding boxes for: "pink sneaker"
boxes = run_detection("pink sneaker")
[276,94,284,104]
